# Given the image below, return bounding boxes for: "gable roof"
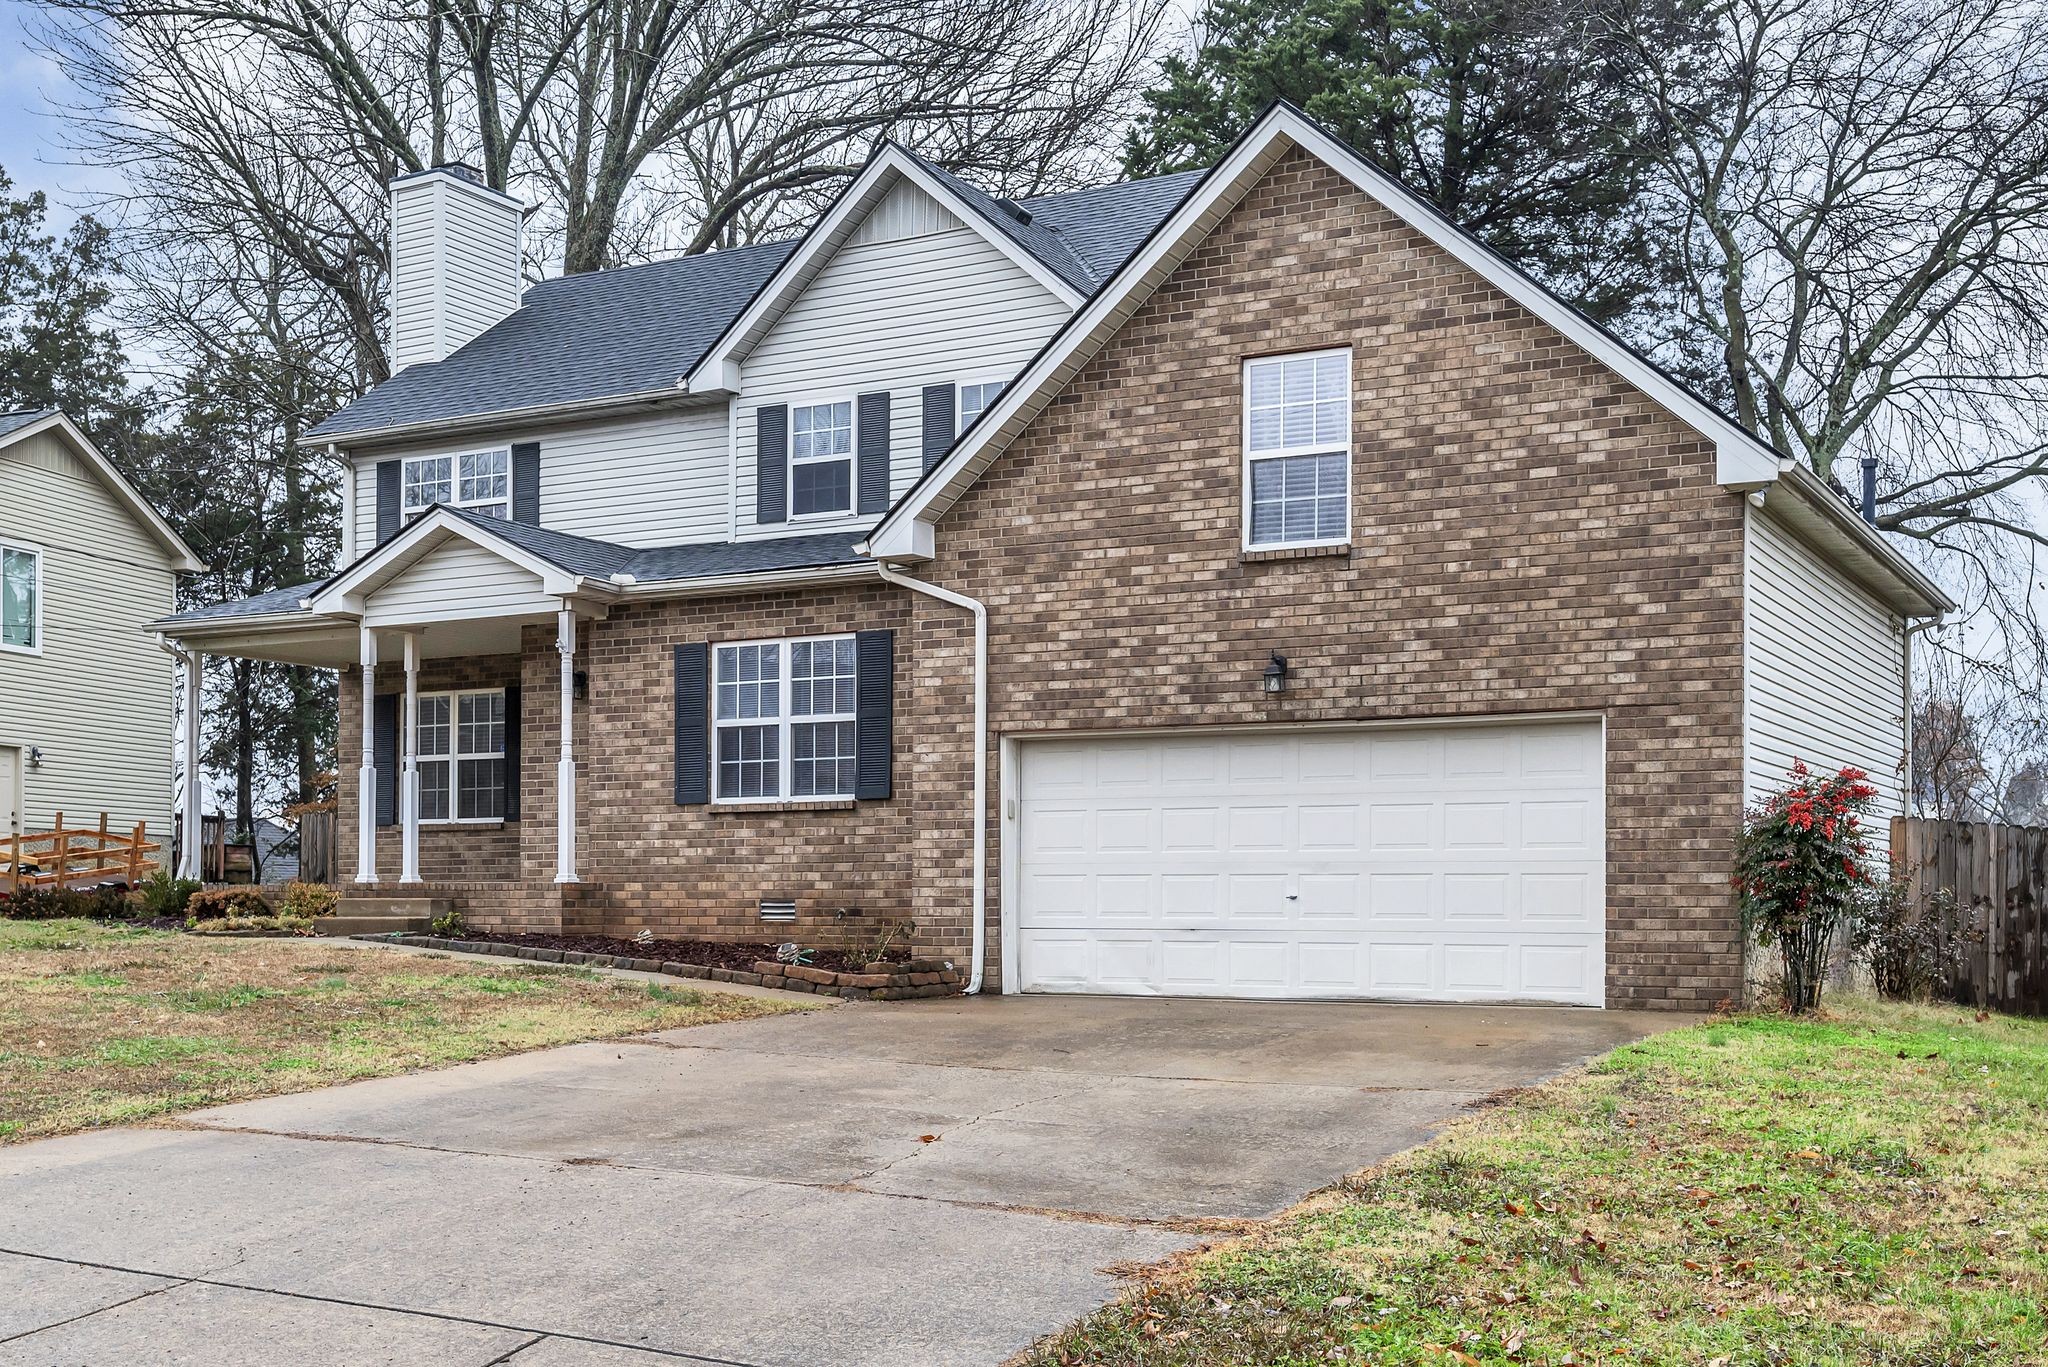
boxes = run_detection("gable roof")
[0,409,205,572]
[864,103,1798,565]
[310,145,1205,444]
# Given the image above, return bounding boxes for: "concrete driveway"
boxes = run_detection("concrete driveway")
[0,992,1675,1366]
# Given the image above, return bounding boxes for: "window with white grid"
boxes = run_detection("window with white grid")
[714,635,858,801]
[401,448,511,520]
[1243,349,1350,548]
[789,402,854,516]
[415,689,505,822]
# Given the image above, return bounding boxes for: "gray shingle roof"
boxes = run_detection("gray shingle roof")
[309,240,796,440]
[0,409,55,441]
[309,163,1203,443]
[158,514,867,628]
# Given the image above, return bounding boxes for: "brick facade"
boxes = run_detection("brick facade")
[335,148,1749,1009]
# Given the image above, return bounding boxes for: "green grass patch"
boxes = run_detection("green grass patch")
[0,917,809,1142]
[1028,997,2048,1367]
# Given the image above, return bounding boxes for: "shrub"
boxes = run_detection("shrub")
[137,868,202,918]
[275,881,339,920]
[428,906,466,936]
[184,887,273,927]
[186,911,314,936]
[1734,761,1881,1013]
[0,885,133,921]
[1853,870,1976,1001]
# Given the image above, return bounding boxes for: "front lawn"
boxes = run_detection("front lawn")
[0,918,799,1143]
[1030,997,2047,1366]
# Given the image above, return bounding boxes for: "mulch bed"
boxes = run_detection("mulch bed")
[448,930,894,976]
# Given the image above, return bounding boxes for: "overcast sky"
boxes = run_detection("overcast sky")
[2,0,114,219]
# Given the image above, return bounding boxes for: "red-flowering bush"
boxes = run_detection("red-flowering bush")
[1734,761,1881,1012]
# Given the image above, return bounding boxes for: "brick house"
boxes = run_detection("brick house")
[159,105,1949,1009]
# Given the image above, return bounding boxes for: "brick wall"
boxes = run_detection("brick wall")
[911,149,1750,1009]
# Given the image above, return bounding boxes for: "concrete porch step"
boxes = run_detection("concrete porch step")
[314,897,451,937]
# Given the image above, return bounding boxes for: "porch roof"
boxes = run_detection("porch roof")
[154,510,871,630]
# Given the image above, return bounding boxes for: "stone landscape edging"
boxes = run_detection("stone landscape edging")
[360,933,965,1001]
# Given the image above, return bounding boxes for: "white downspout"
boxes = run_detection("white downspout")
[874,563,988,995]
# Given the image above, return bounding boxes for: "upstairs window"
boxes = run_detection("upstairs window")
[0,541,39,652]
[416,689,506,822]
[1243,349,1351,549]
[789,401,854,516]
[714,635,858,801]
[402,449,510,520]
[957,380,1005,434]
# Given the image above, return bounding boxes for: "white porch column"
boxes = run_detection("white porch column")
[179,646,203,880]
[355,626,379,883]
[399,632,421,885]
[555,606,579,884]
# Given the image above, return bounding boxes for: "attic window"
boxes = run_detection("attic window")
[402,449,511,520]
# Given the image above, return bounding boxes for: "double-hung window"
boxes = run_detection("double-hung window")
[789,401,854,516]
[957,380,1005,434]
[1243,349,1351,549]
[714,635,858,801]
[0,540,40,652]
[416,689,506,822]
[401,449,511,520]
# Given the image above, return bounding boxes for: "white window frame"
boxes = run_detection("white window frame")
[415,687,508,825]
[957,378,1007,436]
[787,397,857,520]
[0,538,43,656]
[401,448,512,521]
[712,633,860,803]
[1241,347,1353,551]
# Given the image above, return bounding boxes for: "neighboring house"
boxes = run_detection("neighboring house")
[157,106,1951,1010]
[1,410,204,855]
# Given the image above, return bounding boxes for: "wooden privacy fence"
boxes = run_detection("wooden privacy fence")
[1892,816,2048,1015]
[297,809,336,885]
[3,813,162,895]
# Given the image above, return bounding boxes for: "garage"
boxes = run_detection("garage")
[1011,719,1607,1005]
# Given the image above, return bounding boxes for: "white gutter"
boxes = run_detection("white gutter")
[874,563,989,995]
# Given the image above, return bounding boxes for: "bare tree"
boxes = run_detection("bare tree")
[1910,640,2048,817]
[1617,0,2048,661]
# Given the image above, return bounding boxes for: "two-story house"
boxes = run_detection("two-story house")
[3,410,203,855]
[158,105,1950,1009]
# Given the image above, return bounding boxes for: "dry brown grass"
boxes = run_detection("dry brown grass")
[0,918,799,1142]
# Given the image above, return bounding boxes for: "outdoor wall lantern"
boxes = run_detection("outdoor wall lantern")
[573,670,590,700]
[25,747,43,770]
[1262,652,1289,695]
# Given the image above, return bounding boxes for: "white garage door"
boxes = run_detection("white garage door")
[1014,720,1606,1005]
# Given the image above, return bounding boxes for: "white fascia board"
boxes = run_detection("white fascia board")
[682,145,1086,396]
[308,507,601,612]
[866,103,1787,559]
[0,411,207,572]
[1772,461,1954,617]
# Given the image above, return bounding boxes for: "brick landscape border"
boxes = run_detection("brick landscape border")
[365,934,964,1001]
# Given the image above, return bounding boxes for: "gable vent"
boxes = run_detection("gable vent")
[758,899,797,923]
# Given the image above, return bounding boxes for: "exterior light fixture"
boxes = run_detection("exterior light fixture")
[25,747,43,769]
[1262,652,1289,695]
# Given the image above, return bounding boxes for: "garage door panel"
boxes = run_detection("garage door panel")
[1016,721,1606,1005]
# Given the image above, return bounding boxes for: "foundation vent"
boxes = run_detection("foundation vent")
[758,899,797,923]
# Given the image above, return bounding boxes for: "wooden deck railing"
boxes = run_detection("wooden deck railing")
[3,813,161,896]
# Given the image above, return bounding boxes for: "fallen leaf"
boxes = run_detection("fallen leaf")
[1504,1201,1528,1216]
[919,1134,939,1143]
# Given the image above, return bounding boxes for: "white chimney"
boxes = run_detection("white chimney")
[388,163,525,373]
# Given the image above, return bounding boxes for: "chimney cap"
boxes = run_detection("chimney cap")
[389,162,522,207]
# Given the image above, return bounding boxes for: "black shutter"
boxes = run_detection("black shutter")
[511,443,540,526]
[854,629,894,800]
[921,384,955,472]
[501,684,521,820]
[373,693,399,827]
[857,391,892,514]
[674,642,711,805]
[756,405,788,524]
[376,461,401,543]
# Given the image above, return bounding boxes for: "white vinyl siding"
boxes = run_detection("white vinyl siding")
[1743,507,1908,859]
[735,217,1073,540]
[349,408,730,559]
[846,180,963,247]
[0,429,179,840]
[362,539,554,626]
[388,172,524,372]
